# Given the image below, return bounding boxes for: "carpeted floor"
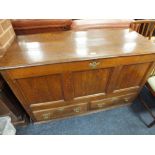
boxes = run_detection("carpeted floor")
[16,87,155,135]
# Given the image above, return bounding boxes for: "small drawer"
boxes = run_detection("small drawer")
[33,102,88,121]
[90,93,136,110]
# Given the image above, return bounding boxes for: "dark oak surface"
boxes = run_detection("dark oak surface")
[1,28,155,122]
[0,29,155,69]
[11,19,72,35]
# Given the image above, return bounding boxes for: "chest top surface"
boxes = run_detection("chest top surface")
[0,28,155,70]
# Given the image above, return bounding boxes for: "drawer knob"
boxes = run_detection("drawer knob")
[42,113,51,119]
[73,107,81,113]
[89,61,100,69]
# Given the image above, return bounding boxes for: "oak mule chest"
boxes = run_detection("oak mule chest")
[0,29,155,122]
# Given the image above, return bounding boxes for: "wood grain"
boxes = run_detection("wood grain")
[1,29,155,122]
[0,29,155,70]
[130,20,155,40]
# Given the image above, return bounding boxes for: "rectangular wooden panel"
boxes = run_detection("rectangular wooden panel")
[115,63,151,91]
[33,102,88,121]
[2,60,154,122]
[90,93,137,110]
[17,74,63,105]
[73,68,110,97]
[8,54,155,79]
[62,72,74,101]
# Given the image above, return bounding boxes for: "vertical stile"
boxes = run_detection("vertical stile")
[133,24,137,31]
[149,23,155,40]
[131,23,133,29]
[135,24,139,32]
[142,23,146,35]
[145,22,150,37]
[130,23,133,29]
[137,24,141,33]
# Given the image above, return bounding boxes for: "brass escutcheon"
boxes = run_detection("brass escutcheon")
[124,98,129,102]
[73,107,81,113]
[97,103,103,108]
[89,61,100,69]
[42,112,51,119]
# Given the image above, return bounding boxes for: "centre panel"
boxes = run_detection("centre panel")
[72,68,111,97]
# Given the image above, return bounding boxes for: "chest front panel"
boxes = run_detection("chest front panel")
[4,57,154,122]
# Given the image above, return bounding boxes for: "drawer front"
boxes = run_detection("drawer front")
[33,102,88,121]
[90,93,136,110]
